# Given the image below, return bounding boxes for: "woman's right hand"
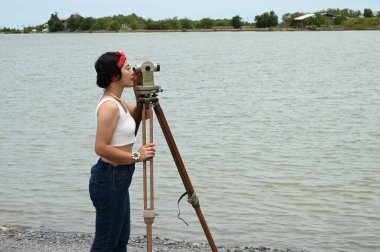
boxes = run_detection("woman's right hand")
[138,143,156,162]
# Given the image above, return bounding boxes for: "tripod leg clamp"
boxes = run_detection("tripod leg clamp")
[143,209,158,219]
[188,193,200,208]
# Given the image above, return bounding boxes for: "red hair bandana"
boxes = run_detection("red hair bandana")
[116,51,126,68]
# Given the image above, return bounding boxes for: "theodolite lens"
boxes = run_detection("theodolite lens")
[145,66,151,71]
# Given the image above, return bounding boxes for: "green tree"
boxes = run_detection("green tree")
[47,12,63,32]
[109,21,121,31]
[215,18,230,27]
[1,27,22,33]
[83,17,94,30]
[231,15,243,28]
[67,14,83,31]
[304,13,325,27]
[80,17,94,30]
[157,20,170,30]
[364,8,374,17]
[321,8,359,18]
[23,26,34,33]
[180,18,194,29]
[281,13,293,25]
[333,15,347,25]
[129,22,138,30]
[128,13,144,24]
[350,10,361,18]
[255,11,278,28]
[167,17,181,30]
[199,18,214,29]
[92,18,108,30]
[145,19,161,30]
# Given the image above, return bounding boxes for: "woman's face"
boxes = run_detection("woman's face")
[119,60,133,87]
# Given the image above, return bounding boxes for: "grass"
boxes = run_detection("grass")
[341,17,380,30]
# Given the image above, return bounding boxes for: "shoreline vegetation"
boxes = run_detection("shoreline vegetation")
[1,8,380,34]
[0,226,306,252]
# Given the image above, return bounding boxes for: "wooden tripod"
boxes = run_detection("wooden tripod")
[134,94,218,252]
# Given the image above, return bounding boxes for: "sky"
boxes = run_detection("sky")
[1,0,380,28]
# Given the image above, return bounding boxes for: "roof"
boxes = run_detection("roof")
[294,14,315,20]
[294,13,336,21]
[321,13,335,18]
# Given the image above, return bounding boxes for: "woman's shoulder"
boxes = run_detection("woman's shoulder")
[96,98,120,113]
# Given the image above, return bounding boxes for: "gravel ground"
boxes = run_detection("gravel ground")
[0,226,306,252]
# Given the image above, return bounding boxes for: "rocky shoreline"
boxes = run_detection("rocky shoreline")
[0,226,307,252]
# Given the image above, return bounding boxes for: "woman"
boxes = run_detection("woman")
[89,51,155,252]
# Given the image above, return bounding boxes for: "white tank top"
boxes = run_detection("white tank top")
[95,98,137,146]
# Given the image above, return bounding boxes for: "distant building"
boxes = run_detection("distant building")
[294,13,316,21]
[321,13,335,26]
[60,18,68,31]
[294,13,335,27]
[42,23,48,32]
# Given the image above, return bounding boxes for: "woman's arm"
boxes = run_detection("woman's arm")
[94,101,155,163]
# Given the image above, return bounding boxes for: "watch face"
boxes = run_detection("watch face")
[132,152,140,160]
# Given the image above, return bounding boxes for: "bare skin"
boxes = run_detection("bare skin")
[95,60,155,165]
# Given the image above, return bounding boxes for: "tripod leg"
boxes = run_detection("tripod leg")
[142,102,156,252]
[142,103,152,252]
[133,103,143,136]
[142,103,148,210]
[149,103,154,210]
[153,102,218,252]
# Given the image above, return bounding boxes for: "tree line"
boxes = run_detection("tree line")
[1,8,380,33]
[46,13,247,32]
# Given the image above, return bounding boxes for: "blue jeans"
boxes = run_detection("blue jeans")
[89,158,135,252]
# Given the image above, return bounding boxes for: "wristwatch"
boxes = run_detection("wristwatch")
[131,152,141,162]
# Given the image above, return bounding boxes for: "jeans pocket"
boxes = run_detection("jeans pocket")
[89,177,107,209]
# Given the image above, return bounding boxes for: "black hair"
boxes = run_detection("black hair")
[94,52,122,88]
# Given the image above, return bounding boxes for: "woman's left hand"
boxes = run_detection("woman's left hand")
[132,72,142,87]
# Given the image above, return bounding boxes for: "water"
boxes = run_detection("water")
[0,31,379,252]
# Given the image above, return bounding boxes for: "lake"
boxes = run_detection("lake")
[0,31,379,252]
